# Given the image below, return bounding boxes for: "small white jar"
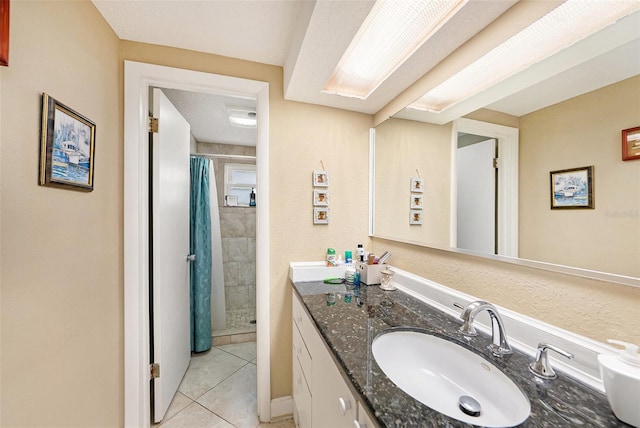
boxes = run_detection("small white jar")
[598,340,640,427]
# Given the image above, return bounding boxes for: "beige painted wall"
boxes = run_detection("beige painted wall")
[374,118,451,247]
[519,76,640,277]
[0,1,123,426]
[120,42,373,400]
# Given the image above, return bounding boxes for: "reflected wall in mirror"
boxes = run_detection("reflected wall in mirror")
[518,75,639,277]
[373,74,640,278]
[374,118,451,249]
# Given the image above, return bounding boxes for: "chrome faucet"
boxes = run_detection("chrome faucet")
[457,300,513,357]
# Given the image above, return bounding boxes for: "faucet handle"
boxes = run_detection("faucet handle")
[529,342,574,379]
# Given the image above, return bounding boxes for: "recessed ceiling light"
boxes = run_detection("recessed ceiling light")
[409,0,640,113]
[322,0,469,99]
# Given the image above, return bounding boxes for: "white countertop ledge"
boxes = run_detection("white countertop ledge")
[289,261,347,282]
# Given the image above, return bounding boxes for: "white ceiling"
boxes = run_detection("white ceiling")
[92,0,640,143]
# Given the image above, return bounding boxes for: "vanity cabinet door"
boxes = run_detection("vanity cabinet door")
[293,355,312,428]
[292,292,357,428]
[311,342,357,428]
[355,402,377,428]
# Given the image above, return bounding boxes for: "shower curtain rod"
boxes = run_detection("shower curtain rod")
[191,153,256,160]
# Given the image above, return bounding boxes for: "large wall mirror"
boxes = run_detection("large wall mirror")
[372,10,640,283]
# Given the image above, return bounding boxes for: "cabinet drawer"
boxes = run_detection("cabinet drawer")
[292,320,313,390]
[293,356,312,428]
[292,294,317,350]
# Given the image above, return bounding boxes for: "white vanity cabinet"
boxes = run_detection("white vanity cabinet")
[355,403,376,428]
[292,293,374,428]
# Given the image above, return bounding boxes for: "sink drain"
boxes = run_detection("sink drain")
[459,395,481,417]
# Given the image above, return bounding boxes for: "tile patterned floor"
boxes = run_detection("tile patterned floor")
[155,342,293,428]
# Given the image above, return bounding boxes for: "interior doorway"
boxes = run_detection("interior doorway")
[451,118,519,258]
[124,61,271,428]
[160,88,258,340]
[456,134,498,254]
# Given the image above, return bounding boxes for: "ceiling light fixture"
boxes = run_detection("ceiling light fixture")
[409,0,640,113]
[227,107,257,128]
[322,0,469,99]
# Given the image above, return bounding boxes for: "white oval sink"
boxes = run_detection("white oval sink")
[372,329,530,427]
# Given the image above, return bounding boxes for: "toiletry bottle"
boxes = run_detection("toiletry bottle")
[326,248,336,267]
[356,244,364,262]
[345,250,353,264]
[249,188,256,206]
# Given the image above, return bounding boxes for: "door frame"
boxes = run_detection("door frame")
[124,61,270,427]
[451,118,518,257]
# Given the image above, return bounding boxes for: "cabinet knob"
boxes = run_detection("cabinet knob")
[338,397,352,415]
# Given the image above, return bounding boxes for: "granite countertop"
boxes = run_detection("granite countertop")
[292,280,629,428]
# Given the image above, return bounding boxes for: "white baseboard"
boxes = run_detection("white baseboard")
[271,396,293,421]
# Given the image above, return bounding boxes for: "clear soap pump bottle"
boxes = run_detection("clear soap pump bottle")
[249,188,256,206]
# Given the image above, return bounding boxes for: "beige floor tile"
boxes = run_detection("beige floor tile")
[157,402,234,428]
[217,342,257,362]
[178,348,247,400]
[197,364,259,428]
[162,392,192,423]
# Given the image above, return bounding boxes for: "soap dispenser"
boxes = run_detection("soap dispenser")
[598,340,640,427]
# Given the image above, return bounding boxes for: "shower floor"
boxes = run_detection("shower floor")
[212,308,256,337]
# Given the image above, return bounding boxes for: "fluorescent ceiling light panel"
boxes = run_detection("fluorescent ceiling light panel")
[322,0,469,99]
[227,107,257,128]
[409,0,640,113]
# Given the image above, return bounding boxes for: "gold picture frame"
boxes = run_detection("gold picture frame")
[550,166,594,209]
[39,94,96,191]
[622,126,640,161]
[0,0,9,67]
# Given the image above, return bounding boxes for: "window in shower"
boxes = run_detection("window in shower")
[224,163,256,206]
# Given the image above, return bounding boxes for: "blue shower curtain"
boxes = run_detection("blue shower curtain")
[190,157,212,352]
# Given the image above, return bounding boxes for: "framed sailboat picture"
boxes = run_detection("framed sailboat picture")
[550,166,594,209]
[39,94,96,191]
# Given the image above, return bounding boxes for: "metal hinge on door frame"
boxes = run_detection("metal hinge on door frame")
[150,363,160,379]
[149,117,159,133]
[493,157,500,168]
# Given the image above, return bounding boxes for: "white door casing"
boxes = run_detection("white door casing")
[151,89,191,423]
[124,61,271,427]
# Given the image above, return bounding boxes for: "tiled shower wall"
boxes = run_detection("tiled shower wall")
[220,208,256,316]
[198,143,256,332]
